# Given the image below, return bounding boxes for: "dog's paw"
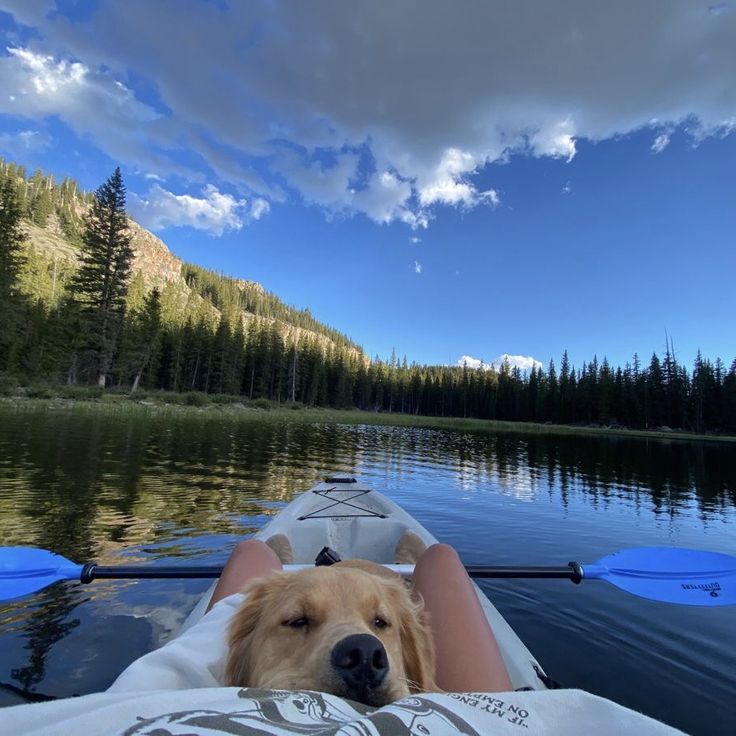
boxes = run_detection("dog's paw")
[394,531,426,564]
[265,534,294,564]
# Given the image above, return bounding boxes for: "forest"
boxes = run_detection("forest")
[1,159,735,434]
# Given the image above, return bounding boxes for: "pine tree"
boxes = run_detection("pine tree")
[71,168,133,386]
[0,177,27,372]
[559,350,571,422]
[647,353,665,429]
[723,359,736,434]
[128,288,163,392]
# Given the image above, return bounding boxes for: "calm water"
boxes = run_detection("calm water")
[0,406,734,735]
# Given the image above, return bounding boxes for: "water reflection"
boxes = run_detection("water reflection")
[0,407,734,733]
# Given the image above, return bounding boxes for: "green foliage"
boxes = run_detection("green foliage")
[183,391,210,406]
[181,262,361,352]
[71,167,133,386]
[55,385,105,400]
[24,384,54,399]
[0,176,26,297]
[250,397,273,410]
[17,247,74,309]
[0,373,20,396]
[0,176,28,373]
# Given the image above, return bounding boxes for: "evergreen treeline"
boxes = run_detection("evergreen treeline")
[0,157,93,244]
[0,164,734,434]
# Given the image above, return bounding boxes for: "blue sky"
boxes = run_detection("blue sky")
[0,1,734,373]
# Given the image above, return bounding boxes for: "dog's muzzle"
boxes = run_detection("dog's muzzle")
[330,633,389,702]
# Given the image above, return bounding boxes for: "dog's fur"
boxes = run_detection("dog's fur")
[225,559,436,706]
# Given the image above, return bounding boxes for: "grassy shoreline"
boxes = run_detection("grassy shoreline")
[1,389,734,444]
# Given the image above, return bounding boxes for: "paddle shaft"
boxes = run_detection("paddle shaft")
[80,562,583,582]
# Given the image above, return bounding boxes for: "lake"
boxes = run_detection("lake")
[0,404,734,734]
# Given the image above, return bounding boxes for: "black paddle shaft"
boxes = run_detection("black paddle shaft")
[465,563,583,583]
[80,562,583,583]
[80,564,224,582]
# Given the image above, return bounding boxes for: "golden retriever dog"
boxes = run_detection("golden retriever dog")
[225,559,437,706]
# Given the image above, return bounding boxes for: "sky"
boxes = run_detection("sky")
[0,1,734,373]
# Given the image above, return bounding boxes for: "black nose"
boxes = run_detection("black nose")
[331,634,389,697]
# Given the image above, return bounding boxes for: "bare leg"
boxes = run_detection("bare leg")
[205,539,282,613]
[412,543,513,693]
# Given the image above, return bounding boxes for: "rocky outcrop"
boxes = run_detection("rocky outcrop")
[127,220,184,290]
[22,214,186,295]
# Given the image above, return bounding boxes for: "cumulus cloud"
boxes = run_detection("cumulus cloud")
[457,355,487,370]
[413,260,423,274]
[651,133,671,153]
[2,2,736,226]
[457,354,543,372]
[0,45,198,181]
[417,148,500,209]
[410,236,422,244]
[128,184,268,235]
[492,354,544,372]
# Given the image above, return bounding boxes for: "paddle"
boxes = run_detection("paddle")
[1,546,733,606]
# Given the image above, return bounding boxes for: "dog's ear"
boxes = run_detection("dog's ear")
[394,588,438,693]
[225,576,278,686]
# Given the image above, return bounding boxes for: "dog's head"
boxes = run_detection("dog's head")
[225,563,436,706]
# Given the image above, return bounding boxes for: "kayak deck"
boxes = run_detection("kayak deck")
[182,476,551,691]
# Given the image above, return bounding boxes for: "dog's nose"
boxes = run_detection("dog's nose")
[331,634,389,696]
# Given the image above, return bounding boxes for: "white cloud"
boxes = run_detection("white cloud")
[413,260,423,274]
[249,197,270,221]
[651,133,671,153]
[128,184,267,236]
[354,170,424,228]
[0,46,197,182]
[277,153,427,227]
[418,148,499,209]
[0,127,51,153]
[457,355,487,370]
[562,181,572,194]
[456,354,543,372]
[491,354,543,372]
[529,119,577,162]
[409,236,421,244]
[3,3,736,225]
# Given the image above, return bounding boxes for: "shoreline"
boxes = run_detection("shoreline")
[1,393,734,444]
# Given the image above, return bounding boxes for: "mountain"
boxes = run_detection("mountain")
[1,157,364,359]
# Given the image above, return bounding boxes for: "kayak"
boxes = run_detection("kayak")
[179,476,552,691]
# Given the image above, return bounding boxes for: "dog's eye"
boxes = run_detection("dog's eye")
[284,616,309,629]
[373,617,389,629]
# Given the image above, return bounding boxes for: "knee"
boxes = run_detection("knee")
[230,538,274,562]
[417,543,463,569]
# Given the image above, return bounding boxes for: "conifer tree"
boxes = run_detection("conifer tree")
[0,177,27,371]
[127,288,163,392]
[71,168,133,386]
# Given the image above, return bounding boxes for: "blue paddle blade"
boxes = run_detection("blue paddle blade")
[583,547,736,606]
[0,547,83,602]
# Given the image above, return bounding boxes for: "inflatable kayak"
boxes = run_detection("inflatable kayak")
[179,476,552,691]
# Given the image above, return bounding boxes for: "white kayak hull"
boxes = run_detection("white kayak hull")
[181,477,551,691]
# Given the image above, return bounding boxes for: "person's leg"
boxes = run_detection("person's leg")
[205,539,282,613]
[411,543,513,693]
